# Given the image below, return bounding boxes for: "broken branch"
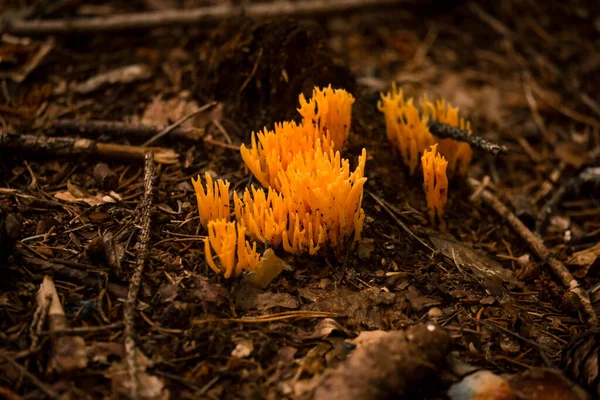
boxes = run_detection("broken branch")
[5,0,420,35]
[468,178,598,326]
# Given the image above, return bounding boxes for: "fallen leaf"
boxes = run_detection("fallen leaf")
[568,242,600,278]
[245,248,287,288]
[231,337,254,359]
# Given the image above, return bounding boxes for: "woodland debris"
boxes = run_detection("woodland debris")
[0,131,178,164]
[0,206,22,254]
[24,257,128,299]
[562,328,600,397]
[71,64,152,94]
[0,37,54,83]
[536,166,600,235]
[427,120,507,155]
[51,119,204,142]
[468,178,597,326]
[311,324,451,400]
[5,0,420,35]
[36,275,88,373]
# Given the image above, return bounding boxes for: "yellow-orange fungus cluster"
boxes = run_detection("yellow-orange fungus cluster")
[236,147,367,255]
[421,144,448,231]
[377,83,472,177]
[204,220,260,278]
[194,86,366,278]
[298,85,355,152]
[191,172,230,228]
[192,174,261,278]
[421,98,472,176]
[240,121,334,190]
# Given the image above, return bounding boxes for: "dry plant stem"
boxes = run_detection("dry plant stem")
[0,131,177,164]
[468,178,598,326]
[51,119,204,141]
[427,120,507,155]
[0,354,60,400]
[6,0,419,35]
[124,153,156,400]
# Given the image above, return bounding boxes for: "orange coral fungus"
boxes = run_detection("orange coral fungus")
[234,186,288,248]
[377,84,435,174]
[204,220,260,278]
[421,98,472,176]
[277,146,367,254]
[240,121,334,190]
[236,145,367,255]
[298,85,355,151]
[421,144,448,231]
[191,172,230,228]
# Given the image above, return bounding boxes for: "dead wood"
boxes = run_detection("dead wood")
[123,153,156,400]
[51,119,203,142]
[0,131,178,164]
[313,324,451,400]
[468,178,598,326]
[5,0,420,35]
[427,120,507,155]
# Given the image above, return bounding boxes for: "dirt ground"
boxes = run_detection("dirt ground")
[1,0,600,399]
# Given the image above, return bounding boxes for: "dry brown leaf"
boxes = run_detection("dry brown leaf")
[569,242,600,278]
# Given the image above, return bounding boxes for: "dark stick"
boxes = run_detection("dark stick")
[427,120,507,155]
[124,153,156,400]
[0,131,178,164]
[5,0,420,35]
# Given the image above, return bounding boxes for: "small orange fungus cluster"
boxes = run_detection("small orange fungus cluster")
[421,144,448,231]
[377,83,472,177]
[194,86,366,278]
[378,83,473,229]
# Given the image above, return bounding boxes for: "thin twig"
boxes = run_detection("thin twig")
[367,191,435,253]
[51,119,204,141]
[5,0,420,35]
[427,120,507,155]
[0,354,60,400]
[124,152,156,400]
[142,101,215,147]
[468,178,598,326]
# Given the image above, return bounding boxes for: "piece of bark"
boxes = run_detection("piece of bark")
[313,324,451,400]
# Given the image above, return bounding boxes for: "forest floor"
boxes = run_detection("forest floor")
[1,0,600,399]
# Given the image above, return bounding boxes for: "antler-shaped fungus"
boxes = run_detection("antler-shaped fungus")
[191,172,230,228]
[298,85,355,151]
[204,220,260,278]
[421,144,448,231]
[420,98,472,176]
[377,84,435,174]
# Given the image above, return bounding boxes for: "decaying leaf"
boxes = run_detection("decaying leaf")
[245,248,288,289]
[54,181,121,207]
